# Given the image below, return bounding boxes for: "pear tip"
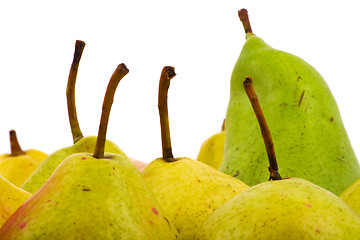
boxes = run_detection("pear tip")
[238,9,248,21]
[238,8,253,34]
[118,63,129,73]
[165,66,176,79]
[72,40,86,65]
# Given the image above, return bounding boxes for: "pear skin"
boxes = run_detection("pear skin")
[0,153,179,239]
[21,136,125,193]
[24,149,48,164]
[0,156,38,187]
[339,177,360,214]
[220,10,360,195]
[0,175,31,227]
[197,178,360,239]
[196,131,225,170]
[142,156,249,240]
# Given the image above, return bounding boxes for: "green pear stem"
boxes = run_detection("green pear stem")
[238,9,253,34]
[66,40,86,144]
[158,66,177,161]
[93,63,129,159]
[9,130,25,156]
[243,77,282,181]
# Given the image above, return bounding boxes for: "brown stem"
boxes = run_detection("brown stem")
[243,77,282,181]
[238,9,253,34]
[66,40,86,144]
[93,63,129,159]
[9,130,25,156]
[158,66,176,161]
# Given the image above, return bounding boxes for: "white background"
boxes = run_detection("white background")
[0,1,359,164]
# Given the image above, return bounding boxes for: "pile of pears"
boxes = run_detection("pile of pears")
[1,8,360,239]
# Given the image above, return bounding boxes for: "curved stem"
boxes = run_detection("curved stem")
[238,9,253,34]
[243,77,282,181]
[9,130,25,156]
[93,63,129,159]
[66,40,86,144]
[158,66,176,161]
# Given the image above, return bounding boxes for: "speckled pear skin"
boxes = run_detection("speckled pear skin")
[339,177,360,214]
[0,175,31,227]
[197,178,360,240]
[220,33,360,195]
[196,131,225,170]
[21,136,126,194]
[142,157,249,240]
[0,153,179,239]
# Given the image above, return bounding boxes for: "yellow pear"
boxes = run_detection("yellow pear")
[0,130,47,187]
[198,177,360,239]
[0,174,31,227]
[142,67,249,240]
[196,119,225,169]
[339,177,360,214]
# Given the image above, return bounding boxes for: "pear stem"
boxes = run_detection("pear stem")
[158,66,176,161]
[238,9,253,34]
[243,77,282,181]
[9,130,25,156]
[66,40,86,144]
[93,63,129,159]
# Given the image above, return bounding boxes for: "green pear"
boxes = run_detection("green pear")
[21,40,125,194]
[339,177,360,214]
[220,9,360,195]
[0,130,44,187]
[196,119,225,169]
[196,76,360,239]
[142,67,249,240]
[0,63,179,239]
[0,174,31,227]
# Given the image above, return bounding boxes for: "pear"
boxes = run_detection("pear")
[220,9,360,195]
[339,177,360,214]
[196,77,360,239]
[0,174,31,227]
[198,178,360,239]
[0,63,179,239]
[0,130,45,187]
[21,40,125,194]
[142,67,249,240]
[0,130,48,164]
[196,119,225,169]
